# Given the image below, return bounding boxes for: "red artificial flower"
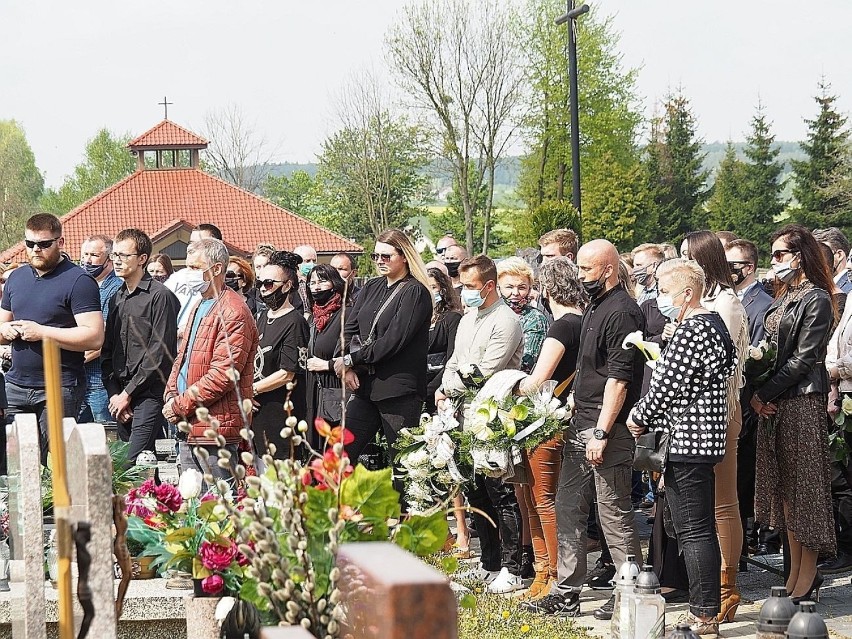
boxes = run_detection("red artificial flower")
[200,539,237,571]
[153,482,183,513]
[201,574,224,595]
[307,448,353,489]
[314,418,355,446]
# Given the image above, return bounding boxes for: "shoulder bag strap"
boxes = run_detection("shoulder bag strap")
[365,280,409,344]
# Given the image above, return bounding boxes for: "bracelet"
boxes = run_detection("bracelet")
[328,359,335,372]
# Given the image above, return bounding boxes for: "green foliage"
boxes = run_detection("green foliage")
[517,1,644,248]
[643,90,710,242]
[706,142,749,232]
[339,466,401,522]
[41,129,135,215]
[507,200,581,250]
[0,120,43,249]
[262,170,321,217]
[393,512,449,556]
[790,80,852,233]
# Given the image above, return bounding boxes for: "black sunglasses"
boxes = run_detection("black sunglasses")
[225,271,244,280]
[436,247,447,254]
[258,278,284,289]
[771,249,796,261]
[371,252,398,262]
[24,237,60,250]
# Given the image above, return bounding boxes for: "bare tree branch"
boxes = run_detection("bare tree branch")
[201,105,277,193]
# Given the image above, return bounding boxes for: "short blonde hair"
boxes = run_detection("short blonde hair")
[497,256,534,285]
[656,258,705,299]
[632,243,665,262]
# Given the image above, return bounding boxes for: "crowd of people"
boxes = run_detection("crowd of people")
[0,212,850,638]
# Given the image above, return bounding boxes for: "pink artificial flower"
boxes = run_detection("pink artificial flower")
[201,574,224,595]
[153,482,183,513]
[200,539,237,571]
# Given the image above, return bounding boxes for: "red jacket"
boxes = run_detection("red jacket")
[165,288,259,444]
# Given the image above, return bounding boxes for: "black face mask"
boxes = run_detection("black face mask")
[225,277,241,291]
[582,273,607,299]
[262,286,290,311]
[730,266,746,285]
[445,261,460,278]
[312,288,335,306]
[151,274,168,284]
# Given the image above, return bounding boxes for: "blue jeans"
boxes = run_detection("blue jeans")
[5,380,86,464]
[78,386,111,423]
[665,461,721,617]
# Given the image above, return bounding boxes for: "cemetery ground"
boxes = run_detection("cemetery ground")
[442,511,852,639]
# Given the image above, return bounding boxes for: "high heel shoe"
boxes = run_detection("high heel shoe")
[790,571,824,604]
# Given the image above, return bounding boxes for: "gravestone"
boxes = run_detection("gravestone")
[64,418,117,637]
[6,414,46,639]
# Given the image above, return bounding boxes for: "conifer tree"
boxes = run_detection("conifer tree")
[791,80,852,231]
[706,142,747,233]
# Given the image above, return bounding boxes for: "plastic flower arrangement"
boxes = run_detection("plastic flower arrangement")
[211,415,449,637]
[743,339,777,385]
[124,469,247,596]
[830,394,852,463]
[622,330,662,368]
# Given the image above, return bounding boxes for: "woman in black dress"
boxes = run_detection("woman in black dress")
[332,228,433,464]
[252,251,309,459]
[425,267,462,414]
[305,264,350,447]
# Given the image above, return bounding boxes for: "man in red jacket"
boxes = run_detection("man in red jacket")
[163,238,258,481]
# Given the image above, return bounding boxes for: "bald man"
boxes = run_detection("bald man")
[435,235,458,260]
[525,239,644,619]
[443,244,469,290]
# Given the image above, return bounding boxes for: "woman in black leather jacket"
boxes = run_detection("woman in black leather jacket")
[751,224,837,603]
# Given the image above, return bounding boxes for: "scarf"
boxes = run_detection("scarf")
[313,292,343,332]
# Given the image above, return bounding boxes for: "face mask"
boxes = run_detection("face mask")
[502,296,526,314]
[730,265,746,285]
[185,268,211,294]
[657,289,688,320]
[633,267,651,287]
[152,274,168,283]
[445,261,460,278]
[773,259,798,283]
[263,285,289,311]
[312,288,335,306]
[461,286,486,308]
[433,292,443,304]
[299,262,314,277]
[82,262,106,279]
[225,277,241,292]
[582,272,607,299]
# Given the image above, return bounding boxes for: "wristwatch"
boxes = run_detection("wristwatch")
[343,354,354,367]
[593,428,609,440]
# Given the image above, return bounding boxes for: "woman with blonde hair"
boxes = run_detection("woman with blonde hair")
[333,228,434,465]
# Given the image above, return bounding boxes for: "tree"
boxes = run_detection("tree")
[41,129,134,215]
[263,170,321,217]
[644,90,710,242]
[386,0,523,254]
[317,73,429,242]
[706,142,748,232]
[791,80,852,231]
[202,105,275,193]
[740,104,785,255]
[517,0,645,249]
[0,120,43,248]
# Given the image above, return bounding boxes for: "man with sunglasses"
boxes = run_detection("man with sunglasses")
[0,214,103,465]
[725,240,773,346]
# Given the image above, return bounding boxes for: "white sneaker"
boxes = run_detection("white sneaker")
[487,567,525,594]
[454,565,500,584]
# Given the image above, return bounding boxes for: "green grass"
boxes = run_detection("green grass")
[426,554,592,639]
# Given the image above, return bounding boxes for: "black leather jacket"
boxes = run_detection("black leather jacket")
[756,287,833,403]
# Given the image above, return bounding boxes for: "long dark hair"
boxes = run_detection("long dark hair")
[771,224,839,315]
[428,267,461,321]
[686,230,734,292]
[305,263,348,307]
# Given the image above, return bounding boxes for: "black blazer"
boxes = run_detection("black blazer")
[741,282,774,346]
[756,287,833,403]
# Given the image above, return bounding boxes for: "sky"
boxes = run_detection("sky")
[2,0,851,188]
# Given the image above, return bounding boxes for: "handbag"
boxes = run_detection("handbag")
[633,429,670,473]
[316,384,345,424]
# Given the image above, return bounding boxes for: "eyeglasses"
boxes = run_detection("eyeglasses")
[436,247,447,255]
[24,237,60,250]
[371,252,398,262]
[225,271,244,281]
[727,261,751,268]
[109,252,139,261]
[771,249,795,261]
[258,278,285,289]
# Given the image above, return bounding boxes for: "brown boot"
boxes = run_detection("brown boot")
[522,563,549,599]
[717,567,741,623]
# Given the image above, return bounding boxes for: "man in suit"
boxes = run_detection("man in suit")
[815,227,852,294]
[726,239,778,560]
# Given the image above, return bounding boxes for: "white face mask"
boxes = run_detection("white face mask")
[185,268,211,294]
[772,259,798,283]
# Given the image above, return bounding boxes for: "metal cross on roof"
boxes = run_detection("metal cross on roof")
[158,96,173,120]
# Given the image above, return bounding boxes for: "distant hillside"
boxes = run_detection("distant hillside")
[264,141,805,202]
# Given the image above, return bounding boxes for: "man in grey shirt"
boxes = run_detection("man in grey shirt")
[437,255,524,594]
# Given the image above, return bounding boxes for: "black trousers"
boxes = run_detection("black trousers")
[117,396,166,463]
[466,474,521,574]
[344,394,423,462]
[830,431,852,554]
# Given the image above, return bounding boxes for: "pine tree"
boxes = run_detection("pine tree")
[740,104,785,259]
[643,90,710,243]
[706,142,748,232]
[791,80,852,231]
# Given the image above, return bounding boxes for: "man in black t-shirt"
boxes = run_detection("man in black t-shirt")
[0,214,103,463]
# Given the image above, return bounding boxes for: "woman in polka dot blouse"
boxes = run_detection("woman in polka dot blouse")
[627,258,735,636]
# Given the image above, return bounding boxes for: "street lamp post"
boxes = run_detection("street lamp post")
[556,1,589,226]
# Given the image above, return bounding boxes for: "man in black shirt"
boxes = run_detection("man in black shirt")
[102,228,179,462]
[526,239,644,619]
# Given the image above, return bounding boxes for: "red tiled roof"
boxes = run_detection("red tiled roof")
[0,168,362,262]
[128,120,208,149]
